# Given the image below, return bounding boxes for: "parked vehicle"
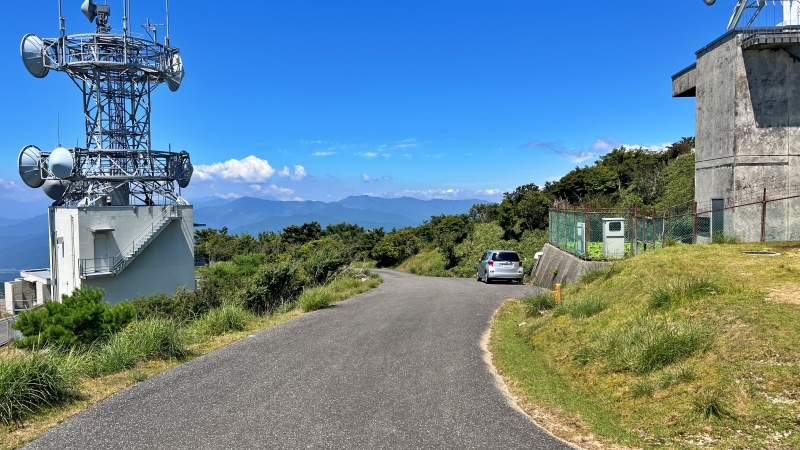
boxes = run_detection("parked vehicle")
[477,250,524,284]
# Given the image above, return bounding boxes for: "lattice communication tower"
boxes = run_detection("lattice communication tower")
[18,0,192,207]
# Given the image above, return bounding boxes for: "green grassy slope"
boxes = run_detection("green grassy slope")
[492,242,800,449]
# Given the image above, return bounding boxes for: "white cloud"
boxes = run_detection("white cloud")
[195,156,276,183]
[250,184,295,198]
[356,152,379,158]
[313,151,336,156]
[360,188,502,200]
[523,136,671,164]
[362,174,377,183]
[278,165,307,180]
[216,192,242,199]
[0,179,23,191]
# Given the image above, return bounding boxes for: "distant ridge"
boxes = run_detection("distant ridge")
[0,196,487,272]
[193,196,485,233]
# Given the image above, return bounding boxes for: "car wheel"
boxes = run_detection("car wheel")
[476,271,481,282]
[485,276,491,284]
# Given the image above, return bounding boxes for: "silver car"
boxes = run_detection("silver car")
[477,250,524,284]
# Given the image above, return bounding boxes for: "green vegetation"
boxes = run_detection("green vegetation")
[0,351,82,425]
[3,219,385,448]
[492,242,800,449]
[12,287,134,349]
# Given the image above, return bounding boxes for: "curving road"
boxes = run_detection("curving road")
[25,270,573,450]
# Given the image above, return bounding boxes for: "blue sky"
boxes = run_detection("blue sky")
[0,1,740,203]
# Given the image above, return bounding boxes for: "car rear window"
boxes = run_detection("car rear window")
[492,252,520,262]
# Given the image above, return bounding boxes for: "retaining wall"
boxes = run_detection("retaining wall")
[531,243,609,290]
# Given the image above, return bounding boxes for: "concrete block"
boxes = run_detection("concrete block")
[532,243,610,290]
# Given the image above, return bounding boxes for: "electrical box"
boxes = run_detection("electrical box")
[576,222,585,255]
[602,218,625,258]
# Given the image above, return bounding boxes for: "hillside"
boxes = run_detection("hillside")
[193,196,484,233]
[0,196,483,273]
[491,242,800,449]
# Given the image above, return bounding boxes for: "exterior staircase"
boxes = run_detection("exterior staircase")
[81,205,181,278]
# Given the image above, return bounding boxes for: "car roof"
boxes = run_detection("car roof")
[488,250,518,253]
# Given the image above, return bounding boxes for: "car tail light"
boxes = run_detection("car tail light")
[519,261,523,267]
[488,260,493,267]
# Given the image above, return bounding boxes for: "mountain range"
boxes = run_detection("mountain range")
[0,196,484,274]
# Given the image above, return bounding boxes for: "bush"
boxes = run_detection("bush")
[13,287,135,349]
[297,237,350,285]
[194,306,252,336]
[131,293,186,321]
[523,293,557,316]
[297,287,335,312]
[371,229,420,267]
[0,351,81,424]
[240,259,308,314]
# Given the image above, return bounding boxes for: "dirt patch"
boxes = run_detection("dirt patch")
[765,286,800,306]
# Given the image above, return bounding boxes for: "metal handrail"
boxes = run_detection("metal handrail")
[79,205,181,276]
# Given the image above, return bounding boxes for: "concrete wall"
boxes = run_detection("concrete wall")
[51,205,195,304]
[531,243,609,290]
[676,31,800,241]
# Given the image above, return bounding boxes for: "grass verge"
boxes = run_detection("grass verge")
[492,242,800,449]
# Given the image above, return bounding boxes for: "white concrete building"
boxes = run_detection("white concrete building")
[49,204,195,304]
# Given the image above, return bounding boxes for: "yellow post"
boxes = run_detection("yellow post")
[555,283,562,304]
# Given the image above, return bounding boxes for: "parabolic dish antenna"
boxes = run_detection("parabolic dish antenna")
[20,34,50,79]
[49,147,74,179]
[177,151,193,188]
[18,145,45,188]
[42,179,71,201]
[166,53,184,92]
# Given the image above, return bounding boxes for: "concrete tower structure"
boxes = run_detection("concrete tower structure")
[18,1,195,304]
[673,2,800,242]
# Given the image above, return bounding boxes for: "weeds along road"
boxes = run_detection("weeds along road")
[25,269,572,450]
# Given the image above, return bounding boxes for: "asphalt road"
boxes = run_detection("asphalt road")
[26,270,573,450]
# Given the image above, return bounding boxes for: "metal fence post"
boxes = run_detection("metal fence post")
[652,207,657,248]
[761,188,767,242]
[633,205,639,255]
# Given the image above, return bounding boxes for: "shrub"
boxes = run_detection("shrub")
[371,229,420,267]
[240,259,308,314]
[523,293,557,316]
[194,306,252,336]
[13,287,135,349]
[297,287,335,312]
[0,351,80,425]
[297,237,350,285]
[131,293,186,321]
[598,316,713,374]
